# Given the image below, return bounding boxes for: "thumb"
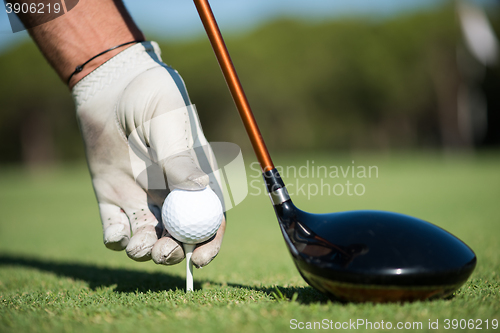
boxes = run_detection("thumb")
[119,67,209,191]
[163,150,209,190]
[146,104,209,191]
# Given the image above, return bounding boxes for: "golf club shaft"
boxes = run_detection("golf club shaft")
[193,0,274,172]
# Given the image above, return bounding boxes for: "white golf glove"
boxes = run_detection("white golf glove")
[72,41,225,267]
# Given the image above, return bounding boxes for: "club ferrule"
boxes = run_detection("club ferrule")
[269,186,290,205]
[263,168,290,205]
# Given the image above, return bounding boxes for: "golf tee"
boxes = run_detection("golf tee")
[184,244,196,292]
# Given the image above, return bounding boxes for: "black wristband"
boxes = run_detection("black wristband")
[67,40,143,85]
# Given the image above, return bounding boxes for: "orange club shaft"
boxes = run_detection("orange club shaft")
[193,0,275,172]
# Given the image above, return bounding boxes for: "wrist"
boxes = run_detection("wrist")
[67,41,142,89]
[22,0,145,88]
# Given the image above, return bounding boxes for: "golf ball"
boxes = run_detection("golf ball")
[161,187,223,244]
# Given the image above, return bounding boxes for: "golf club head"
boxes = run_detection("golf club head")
[264,169,477,303]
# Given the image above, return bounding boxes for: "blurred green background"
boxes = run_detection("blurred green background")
[1,2,500,167]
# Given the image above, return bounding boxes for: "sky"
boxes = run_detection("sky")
[0,0,496,52]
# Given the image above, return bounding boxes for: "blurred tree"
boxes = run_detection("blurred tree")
[0,42,81,166]
[1,3,496,166]
[164,6,463,151]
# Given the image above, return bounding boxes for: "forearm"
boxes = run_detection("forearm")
[16,0,145,88]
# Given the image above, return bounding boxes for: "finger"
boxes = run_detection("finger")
[124,203,165,262]
[191,216,226,268]
[151,236,185,265]
[99,203,131,251]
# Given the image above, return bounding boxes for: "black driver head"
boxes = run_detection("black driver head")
[263,168,476,303]
[274,201,477,302]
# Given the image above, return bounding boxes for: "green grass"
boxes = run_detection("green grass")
[1,152,499,332]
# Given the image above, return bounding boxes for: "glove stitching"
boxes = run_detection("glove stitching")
[184,109,206,185]
[113,104,129,143]
[184,110,201,182]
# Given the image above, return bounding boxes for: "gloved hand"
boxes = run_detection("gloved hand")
[72,41,225,268]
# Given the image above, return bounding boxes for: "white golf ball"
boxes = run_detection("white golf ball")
[162,187,223,244]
